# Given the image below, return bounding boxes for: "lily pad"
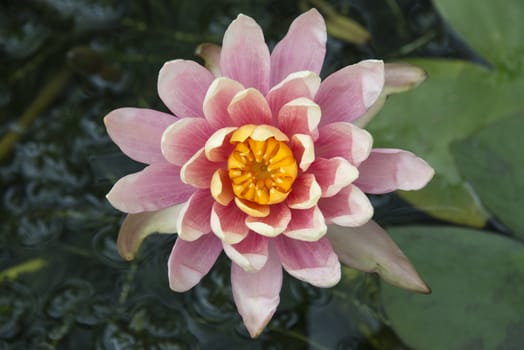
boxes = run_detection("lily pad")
[381,226,524,350]
[452,114,524,239]
[369,59,523,226]
[434,0,524,67]
[367,0,524,227]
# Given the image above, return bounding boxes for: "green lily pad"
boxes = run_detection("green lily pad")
[434,0,524,67]
[452,114,524,239]
[381,226,524,350]
[368,0,524,227]
[369,59,523,226]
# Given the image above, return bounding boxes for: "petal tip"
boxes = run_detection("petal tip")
[241,296,279,338]
[169,264,202,293]
[361,60,385,108]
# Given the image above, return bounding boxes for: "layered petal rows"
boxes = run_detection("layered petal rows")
[104,9,434,337]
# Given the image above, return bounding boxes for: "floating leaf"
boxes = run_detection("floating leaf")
[381,226,524,350]
[368,59,524,226]
[368,0,524,226]
[434,0,524,67]
[452,114,524,239]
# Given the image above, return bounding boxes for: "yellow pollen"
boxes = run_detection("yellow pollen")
[228,137,298,205]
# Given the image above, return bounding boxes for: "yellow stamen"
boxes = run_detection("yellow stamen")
[228,131,297,206]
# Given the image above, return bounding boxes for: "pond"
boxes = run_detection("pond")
[1,0,523,349]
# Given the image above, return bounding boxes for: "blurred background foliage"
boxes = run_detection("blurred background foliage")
[0,0,523,349]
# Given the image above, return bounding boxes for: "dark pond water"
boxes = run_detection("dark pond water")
[0,0,494,349]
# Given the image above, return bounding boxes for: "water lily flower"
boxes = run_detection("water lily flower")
[104,9,434,337]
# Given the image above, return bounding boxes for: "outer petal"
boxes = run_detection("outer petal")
[273,236,340,287]
[266,71,321,118]
[117,204,183,261]
[284,206,327,242]
[221,14,270,94]
[104,108,177,164]
[354,63,427,128]
[211,202,249,244]
[223,232,269,272]
[195,43,222,77]
[326,221,430,293]
[277,98,321,137]
[318,185,373,227]
[176,190,214,241]
[180,149,217,188]
[286,173,321,209]
[203,77,244,128]
[231,246,282,338]
[168,234,222,292]
[355,149,435,194]
[245,204,291,237]
[158,59,214,118]
[316,122,373,166]
[106,163,194,213]
[227,88,273,126]
[315,60,384,126]
[270,9,326,86]
[308,157,359,197]
[161,117,214,166]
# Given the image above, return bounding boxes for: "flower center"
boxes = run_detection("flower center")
[228,136,297,205]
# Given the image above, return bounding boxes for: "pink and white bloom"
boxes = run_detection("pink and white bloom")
[104,9,434,337]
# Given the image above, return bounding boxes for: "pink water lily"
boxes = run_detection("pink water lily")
[104,9,434,337]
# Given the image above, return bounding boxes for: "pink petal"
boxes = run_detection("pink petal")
[277,98,321,136]
[231,246,282,338]
[289,134,315,172]
[266,71,321,118]
[223,232,269,272]
[315,60,384,126]
[117,204,182,261]
[221,14,270,94]
[180,148,218,188]
[168,233,222,292]
[308,157,358,197]
[274,236,340,287]
[204,127,236,162]
[195,43,222,77]
[316,122,373,166]
[161,117,214,166]
[318,185,374,227]
[211,202,249,244]
[106,163,194,213]
[203,77,245,128]
[326,221,430,293]
[353,63,426,128]
[227,88,272,126]
[104,108,177,164]
[158,59,214,118]
[286,173,321,209]
[270,9,327,86]
[284,206,327,242]
[355,148,435,194]
[245,204,291,237]
[176,189,214,241]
